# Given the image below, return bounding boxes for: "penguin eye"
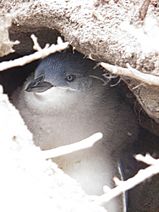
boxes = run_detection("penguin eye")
[34,75,44,86]
[65,74,76,82]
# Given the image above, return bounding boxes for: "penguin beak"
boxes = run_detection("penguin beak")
[25,76,53,93]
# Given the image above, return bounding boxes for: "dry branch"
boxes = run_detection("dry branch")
[101,62,159,87]
[93,154,159,205]
[0,35,69,71]
[139,0,151,20]
[43,132,103,159]
[135,153,158,165]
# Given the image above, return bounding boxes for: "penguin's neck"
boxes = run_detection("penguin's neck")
[23,83,107,115]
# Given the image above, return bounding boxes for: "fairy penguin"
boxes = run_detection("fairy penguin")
[12,51,138,211]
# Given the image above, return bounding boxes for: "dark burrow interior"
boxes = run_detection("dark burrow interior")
[1,27,159,212]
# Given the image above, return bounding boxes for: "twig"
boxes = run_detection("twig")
[93,154,159,205]
[135,153,159,165]
[42,132,103,159]
[139,0,151,20]
[0,35,69,71]
[31,34,43,51]
[100,62,159,87]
